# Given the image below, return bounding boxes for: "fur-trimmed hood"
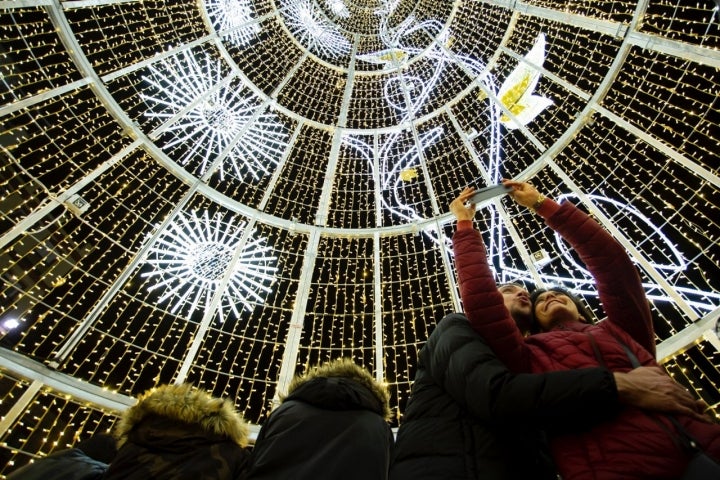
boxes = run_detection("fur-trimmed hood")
[114,383,249,448]
[283,358,392,420]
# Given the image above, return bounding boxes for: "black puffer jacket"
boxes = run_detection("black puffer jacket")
[7,449,108,480]
[248,358,394,480]
[390,313,619,480]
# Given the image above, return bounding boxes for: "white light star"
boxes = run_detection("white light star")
[204,0,261,47]
[142,211,278,322]
[280,0,351,58]
[327,0,349,17]
[143,50,290,181]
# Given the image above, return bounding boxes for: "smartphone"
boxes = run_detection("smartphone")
[468,183,513,204]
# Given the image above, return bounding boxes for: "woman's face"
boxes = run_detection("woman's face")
[533,290,581,331]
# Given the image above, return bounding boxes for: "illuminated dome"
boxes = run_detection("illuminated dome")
[1,0,719,470]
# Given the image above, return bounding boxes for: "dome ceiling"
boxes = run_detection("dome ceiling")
[1,0,719,468]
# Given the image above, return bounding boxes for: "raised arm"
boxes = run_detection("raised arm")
[504,180,655,355]
[450,187,531,372]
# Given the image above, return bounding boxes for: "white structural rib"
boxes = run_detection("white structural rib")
[626,31,720,69]
[373,232,384,382]
[275,229,321,400]
[0,79,91,118]
[0,346,249,441]
[100,35,215,83]
[0,379,42,440]
[372,136,385,382]
[62,0,140,8]
[0,140,141,252]
[0,0,53,7]
[656,307,720,363]
[258,123,305,211]
[315,35,359,226]
[594,106,720,188]
[0,347,135,412]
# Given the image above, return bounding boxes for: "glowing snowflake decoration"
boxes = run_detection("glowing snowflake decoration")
[143,50,290,181]
[326,0,350,18]
[280,0,351,58]
[142,211,278,322]
[204,0,260,47]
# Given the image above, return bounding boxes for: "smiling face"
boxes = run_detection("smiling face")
[498,283,532,333]
[532,289,583,331]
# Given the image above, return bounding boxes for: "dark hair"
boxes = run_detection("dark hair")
[529,287,595,333]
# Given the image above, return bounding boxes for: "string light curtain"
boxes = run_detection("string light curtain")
[1,0,719,474]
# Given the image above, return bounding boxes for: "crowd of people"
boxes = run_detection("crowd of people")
[8,181,720,480]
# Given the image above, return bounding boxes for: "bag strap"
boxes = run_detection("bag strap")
[617,341,640,368]
[615,339,702,453]
[586,333,607,369]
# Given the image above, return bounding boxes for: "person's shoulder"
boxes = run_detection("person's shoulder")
[429,313,491,349]
[434,313,469,330]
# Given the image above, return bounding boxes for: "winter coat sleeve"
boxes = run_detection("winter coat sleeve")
[452,226,532,372]
[424,314,619,430]
[540,201,655,356]
[6,449,108,480]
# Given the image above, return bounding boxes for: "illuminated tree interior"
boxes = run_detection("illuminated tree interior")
[1,0,719,472]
